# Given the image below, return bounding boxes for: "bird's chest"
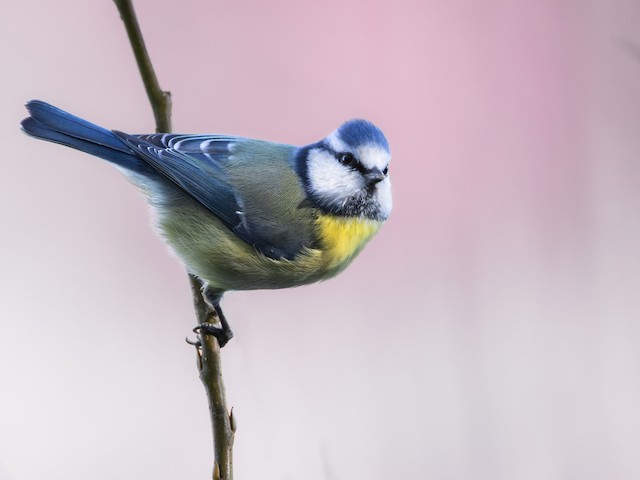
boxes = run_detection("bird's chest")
[315,215,383,268]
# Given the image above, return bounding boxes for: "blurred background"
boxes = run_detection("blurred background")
[2,1,640,479]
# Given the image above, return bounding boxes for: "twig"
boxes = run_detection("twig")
[188,277,236,480]
[113,0,172,133]
[113,1,235,478]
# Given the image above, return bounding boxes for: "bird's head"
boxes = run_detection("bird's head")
[297,119,392,221]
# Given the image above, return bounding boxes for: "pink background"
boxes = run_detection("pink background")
[2,1,640,479]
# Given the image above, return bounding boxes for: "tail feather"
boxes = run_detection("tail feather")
[21,100,145,172]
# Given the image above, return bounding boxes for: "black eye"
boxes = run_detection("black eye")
[339,152,356,167]
[383,166,389,175]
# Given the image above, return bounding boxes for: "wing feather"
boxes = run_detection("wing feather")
[114,132,316,260]
[115,132,242,230]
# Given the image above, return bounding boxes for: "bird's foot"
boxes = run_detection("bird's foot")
[196,286,234,347]
[185,336,202,347]
[193,322,233,348]
[193,304,234,348]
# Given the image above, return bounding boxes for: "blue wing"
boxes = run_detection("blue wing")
[114,132,244,231]
[114,132,313,260]
[21,101,313,260]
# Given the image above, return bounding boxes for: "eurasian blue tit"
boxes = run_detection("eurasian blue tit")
[21,101,392,346]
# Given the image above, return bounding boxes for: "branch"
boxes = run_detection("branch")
[113,0,172,133]
[113,1,235,478]
[188,277,236,480]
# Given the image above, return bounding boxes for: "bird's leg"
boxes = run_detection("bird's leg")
[193,287,234,348]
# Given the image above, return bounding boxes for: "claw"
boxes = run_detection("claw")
[195,285,234,347]
[194,321,233,348]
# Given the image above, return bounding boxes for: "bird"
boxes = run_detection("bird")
[21,100,392,346]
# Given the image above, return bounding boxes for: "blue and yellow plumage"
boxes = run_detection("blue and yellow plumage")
[20,101,392,345]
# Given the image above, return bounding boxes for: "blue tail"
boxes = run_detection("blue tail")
[21,100,146,173]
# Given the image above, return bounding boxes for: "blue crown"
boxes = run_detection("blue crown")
[337,119,389,153]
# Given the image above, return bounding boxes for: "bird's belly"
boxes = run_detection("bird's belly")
[160,202,382,291]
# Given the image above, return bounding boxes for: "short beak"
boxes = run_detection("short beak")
[364,168,385,187]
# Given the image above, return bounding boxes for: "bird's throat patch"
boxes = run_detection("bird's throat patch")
[316,215,382,266]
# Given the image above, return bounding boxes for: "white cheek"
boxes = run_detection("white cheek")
[307,149,362,203]
[376,178,393,218]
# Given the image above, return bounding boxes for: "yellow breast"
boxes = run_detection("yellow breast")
[315,215,383,268]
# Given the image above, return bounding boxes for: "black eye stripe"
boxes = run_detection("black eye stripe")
[336,151,367,174]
